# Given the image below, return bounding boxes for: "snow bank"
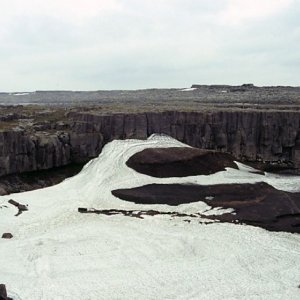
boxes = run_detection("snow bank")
[0,135,299,299]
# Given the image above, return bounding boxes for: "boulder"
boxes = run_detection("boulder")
[1,233,13,239]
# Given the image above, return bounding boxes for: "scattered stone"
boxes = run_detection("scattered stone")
[1,233,13,239]
[8,199,28,216]
[78,207,207,220]
[78,207,88,213]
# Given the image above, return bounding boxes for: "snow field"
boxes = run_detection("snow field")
[0,135,299,299]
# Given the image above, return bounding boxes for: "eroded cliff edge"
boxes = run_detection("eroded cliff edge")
[0,110,299,182]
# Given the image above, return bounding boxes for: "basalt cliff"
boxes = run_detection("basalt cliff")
[0,110,299,177]
[0,86,299,194]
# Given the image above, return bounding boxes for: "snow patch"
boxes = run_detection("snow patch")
[180,87,197,92]
[0,134,299,299]
[11,92,31,96]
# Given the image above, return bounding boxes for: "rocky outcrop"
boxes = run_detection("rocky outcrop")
[0,129,101,177]
[126,147,238,177]
[0,163,83,195]
[112,182,300,233]
[0,110,299,177]
[8,199,28,216]
[0,130,69,176]
[69,110,300,169]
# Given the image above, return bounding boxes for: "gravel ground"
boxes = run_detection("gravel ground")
[0,85,299,111]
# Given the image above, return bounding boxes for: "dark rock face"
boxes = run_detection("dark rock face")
[0,163,83,196]
[69,111,300,171]
[126,147,237,177]
[112,183,216,206]
[112,182,300,233]
[0,129,102,177]
[0,110,299,178]
[0,130,71,176]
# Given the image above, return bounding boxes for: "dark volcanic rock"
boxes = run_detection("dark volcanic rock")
[1,233,13,239]
[69,110,300,172]
[0,129,101,177]
[0,86,299,182]
[0,109,300,180]
[78,207,212,221]
[126,147,238,177]
[0,284,7,300]
[8,199,28,216]
[112,182,300,233]
[0,163,83,195]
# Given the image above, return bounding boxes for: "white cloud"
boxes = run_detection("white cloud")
[0,0,299,91]
[219,0,295,25]
[1,0,122,22]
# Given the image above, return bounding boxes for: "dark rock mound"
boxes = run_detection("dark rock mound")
[112,183,300,233]
[126,147,238,177]
[113,183,213,205]
[1,233,13,239]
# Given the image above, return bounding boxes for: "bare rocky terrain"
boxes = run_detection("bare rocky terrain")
[126,147,238,177]
[0,84,299,194]
[1,84,300,107]
[112,182,300,234]
[112,146,300,234]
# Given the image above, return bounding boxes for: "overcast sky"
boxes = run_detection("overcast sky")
[0,0,299,91]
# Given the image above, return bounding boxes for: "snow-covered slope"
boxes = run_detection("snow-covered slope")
[0,135,299,299]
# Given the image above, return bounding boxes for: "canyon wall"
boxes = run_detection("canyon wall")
[0,110,299,177]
